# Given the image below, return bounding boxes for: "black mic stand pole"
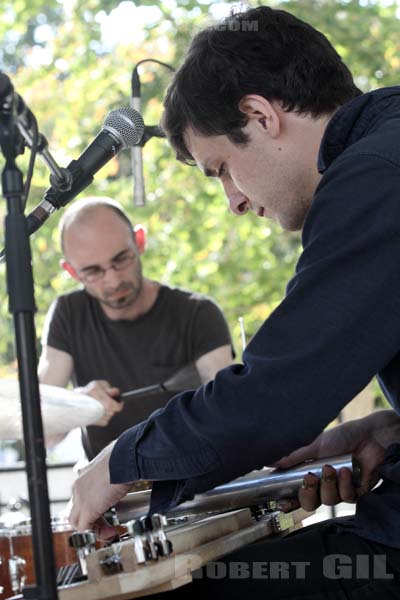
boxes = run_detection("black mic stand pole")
[0,109,58,598]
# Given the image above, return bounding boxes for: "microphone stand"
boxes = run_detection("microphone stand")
[0,105,58,598]
[131,59,173,207]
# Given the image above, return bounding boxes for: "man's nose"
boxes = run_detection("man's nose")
[228,192,250,216]
[103,265,122,285]
[222,180,250,216]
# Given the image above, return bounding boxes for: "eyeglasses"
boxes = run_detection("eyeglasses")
[77,250,137,283]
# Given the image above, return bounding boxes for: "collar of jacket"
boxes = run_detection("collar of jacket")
[317,85,400,173]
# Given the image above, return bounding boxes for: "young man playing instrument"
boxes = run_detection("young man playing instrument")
[69,8,400,597]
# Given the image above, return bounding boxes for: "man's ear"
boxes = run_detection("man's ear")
[134,224,146,255]
[60,259,79,280]
[238,94,281,138]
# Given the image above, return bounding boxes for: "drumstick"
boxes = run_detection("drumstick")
[119,364,201,401]
[119,383,163,401]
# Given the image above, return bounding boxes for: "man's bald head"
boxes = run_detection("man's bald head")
[59,197,145,317]
[59,197,134,256]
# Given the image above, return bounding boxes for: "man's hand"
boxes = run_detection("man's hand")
[68,441,133,539]
[274,410,400,511]
[75,380,123,426]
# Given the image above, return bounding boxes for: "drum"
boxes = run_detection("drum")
[0,518,77,599]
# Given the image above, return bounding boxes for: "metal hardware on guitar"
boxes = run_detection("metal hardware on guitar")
[115,453,360,522]
[99,552,124,576]
[4,455,359,599]
[68,530,96,576]
[51,506,311,599]
[0,520,126,598]
[126,518,148,564]
[125,514,173,566]
[151,514,173,558]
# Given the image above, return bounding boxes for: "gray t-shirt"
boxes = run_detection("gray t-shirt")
[42,284,233,457]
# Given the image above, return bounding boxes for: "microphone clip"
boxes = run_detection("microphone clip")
[48,166,73,193]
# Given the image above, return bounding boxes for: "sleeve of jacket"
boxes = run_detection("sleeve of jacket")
[110,152,400,514]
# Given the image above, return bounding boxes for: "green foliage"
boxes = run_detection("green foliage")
[0,0,398,374]
[271,0,400,89]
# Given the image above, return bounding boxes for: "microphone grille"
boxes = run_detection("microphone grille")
[103,107,145,148]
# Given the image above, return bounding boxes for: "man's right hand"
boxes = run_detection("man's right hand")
[274,409,400,511]
[75,380,123,426]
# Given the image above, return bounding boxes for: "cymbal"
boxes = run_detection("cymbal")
[0,380,105,440]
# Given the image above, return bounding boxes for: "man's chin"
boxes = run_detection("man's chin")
[279,212,305,232]
[101,292,138,310]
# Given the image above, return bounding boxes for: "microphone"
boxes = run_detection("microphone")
[0,71,20,115]
[130,68,145,207]
[0,71,72,188]
[27,106,145,235]
[0,106,145,264]
[0,71,25,157]
[0,71,41,149]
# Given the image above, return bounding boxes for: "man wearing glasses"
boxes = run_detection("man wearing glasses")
[38,197,233,459]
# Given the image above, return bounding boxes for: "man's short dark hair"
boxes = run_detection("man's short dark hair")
[162,6,362,164]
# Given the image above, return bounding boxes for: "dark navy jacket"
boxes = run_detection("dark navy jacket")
[110,87,400,548]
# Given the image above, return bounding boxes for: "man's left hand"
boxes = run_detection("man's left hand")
[272,410,400,511]
[68,441,133,539]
